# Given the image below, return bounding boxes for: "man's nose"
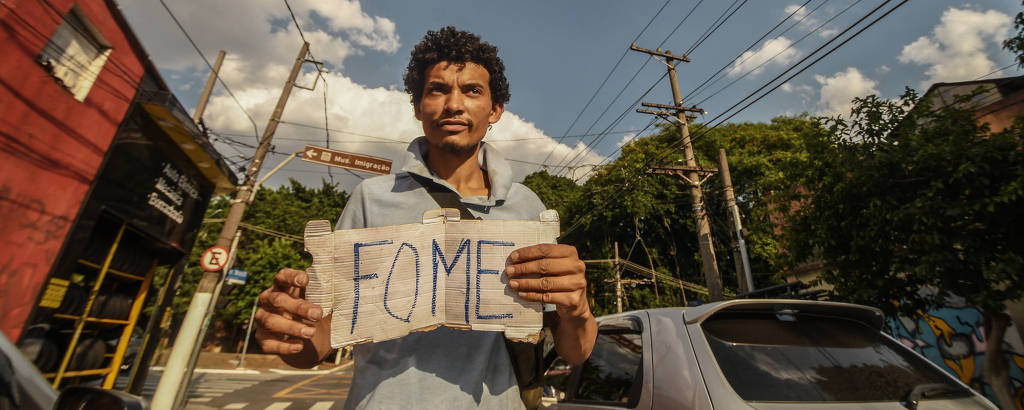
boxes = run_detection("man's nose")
[444,90,465,113]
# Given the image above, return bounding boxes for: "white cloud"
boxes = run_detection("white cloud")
[897,7,1012,88]
[813,67,879,117]
[784,3,834,38]
[119,0,596,189]
[728,36,799,77]
[877,65,890,74]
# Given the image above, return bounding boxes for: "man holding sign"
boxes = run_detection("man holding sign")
[253,27,596,409]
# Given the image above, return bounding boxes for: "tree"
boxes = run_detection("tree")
[1003,1,1024,69]
[783,89,1024,409]
[524,117,817,314]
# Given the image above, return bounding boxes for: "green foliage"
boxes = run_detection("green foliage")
[1003,2,1024,69]
[525,117,818,311]
[784,89,1024,316]
[171,179,347,326]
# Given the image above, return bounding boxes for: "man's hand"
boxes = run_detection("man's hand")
[505,244,596,364]
[254,268,329,363]
[505,244,589,318]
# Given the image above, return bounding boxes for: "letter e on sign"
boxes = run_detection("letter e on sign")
[201,246,230,272]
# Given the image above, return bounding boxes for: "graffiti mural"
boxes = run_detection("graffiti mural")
[889,295,1024,409]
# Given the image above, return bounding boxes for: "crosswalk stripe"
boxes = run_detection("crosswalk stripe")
[309,401,333,410]
[223,403,248,409]
[190,397,213,403]
[264,403,291,410]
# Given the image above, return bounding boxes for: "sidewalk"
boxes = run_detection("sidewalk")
[152,351,350,374]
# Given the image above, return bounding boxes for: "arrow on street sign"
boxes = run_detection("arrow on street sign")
[301,145,393,175]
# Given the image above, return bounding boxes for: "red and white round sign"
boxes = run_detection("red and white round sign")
[200,246,230,272]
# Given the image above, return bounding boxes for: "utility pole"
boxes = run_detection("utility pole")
[152,42,311,410]
[718,149,754,293]
[193,50,226,123]
[632,43,724,301]
[614,241,622,313]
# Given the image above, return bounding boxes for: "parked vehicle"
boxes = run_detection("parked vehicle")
[0,330,147,410]
[542,299,996,409]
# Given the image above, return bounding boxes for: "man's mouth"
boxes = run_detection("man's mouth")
[437,118,472,132]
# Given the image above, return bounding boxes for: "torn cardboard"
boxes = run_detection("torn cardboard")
[304,209,560,349]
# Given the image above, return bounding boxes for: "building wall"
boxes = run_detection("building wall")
[889,302,1024,409]
[0,0,144,341]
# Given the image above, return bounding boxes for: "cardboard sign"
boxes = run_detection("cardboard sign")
[304,209,560,348]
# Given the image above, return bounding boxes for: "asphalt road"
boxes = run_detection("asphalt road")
[138,365,353,409]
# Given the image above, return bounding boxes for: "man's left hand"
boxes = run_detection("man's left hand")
[505,243,590,320]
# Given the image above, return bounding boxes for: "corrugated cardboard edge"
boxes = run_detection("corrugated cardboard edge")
[330,323,541,348]
[304,220,334,317]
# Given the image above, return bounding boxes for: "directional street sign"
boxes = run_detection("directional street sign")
[301,144,393,175]
[200,246,230,272]
[226,269,248,285]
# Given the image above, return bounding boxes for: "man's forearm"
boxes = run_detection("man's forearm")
[549,310,597,365]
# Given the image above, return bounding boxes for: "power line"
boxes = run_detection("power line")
[681,0,819,104]
[694,0,860,107]
[685,0,749,56]
[156,0,261,141]
[538,0,674,166]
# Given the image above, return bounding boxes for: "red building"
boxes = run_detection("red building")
[1,0,235,389]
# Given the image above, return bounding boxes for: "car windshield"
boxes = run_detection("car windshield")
[701,311,972,402]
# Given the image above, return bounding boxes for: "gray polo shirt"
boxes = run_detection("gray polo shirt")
[338,137,545,409]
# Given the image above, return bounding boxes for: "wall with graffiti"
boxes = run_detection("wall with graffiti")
[889,296,1024,409]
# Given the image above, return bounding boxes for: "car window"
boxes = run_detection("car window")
[567,318,644,407]
[701,311,972,402]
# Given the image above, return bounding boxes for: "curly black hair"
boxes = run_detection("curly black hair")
[403,26,510,106]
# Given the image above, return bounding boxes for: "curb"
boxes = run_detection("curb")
[267,361,353,375]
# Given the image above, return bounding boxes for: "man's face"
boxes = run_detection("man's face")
[415,61,504,155]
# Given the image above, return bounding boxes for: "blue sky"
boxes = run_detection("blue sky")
[118,0,1021,190]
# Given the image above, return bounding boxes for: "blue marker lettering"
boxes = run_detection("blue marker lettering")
[351,240,391,333]
[383,242,420,323]
[476,240,515,320]
[431,238,470,318]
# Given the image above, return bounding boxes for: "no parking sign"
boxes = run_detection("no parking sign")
[200,246,230,272]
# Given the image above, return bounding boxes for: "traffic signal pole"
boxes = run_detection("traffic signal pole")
[151,41,310,410]
[632,43,724,301]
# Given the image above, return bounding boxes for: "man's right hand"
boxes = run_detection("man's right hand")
[254,268,330,362]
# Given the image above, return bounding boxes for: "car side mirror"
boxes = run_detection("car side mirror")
[54,386,147,410]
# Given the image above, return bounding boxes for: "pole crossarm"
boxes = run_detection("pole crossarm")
[630,43,691,62]
[641,102,705,114]
[584,259,717,296]
[647,165,719,175]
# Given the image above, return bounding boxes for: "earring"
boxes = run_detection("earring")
[488,124,493,131]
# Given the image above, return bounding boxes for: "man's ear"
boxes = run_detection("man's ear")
[489,103,504,124]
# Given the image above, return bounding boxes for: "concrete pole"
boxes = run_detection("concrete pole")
[192,50,226,124]
[614,242,622,313]
[719,149,754,293]
[151,42,310,410]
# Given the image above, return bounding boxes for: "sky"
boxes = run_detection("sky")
[117,0,1022,191]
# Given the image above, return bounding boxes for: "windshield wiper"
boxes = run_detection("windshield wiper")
[900,383,960,409]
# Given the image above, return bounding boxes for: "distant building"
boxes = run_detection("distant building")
[0,0,236,389]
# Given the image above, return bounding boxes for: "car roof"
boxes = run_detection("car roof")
[601,299,885,331]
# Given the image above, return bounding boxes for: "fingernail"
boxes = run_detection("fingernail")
[294,276,307,287]
[506,266,515,276]
[509,280,519,289]
[509,251,519,261]
[291,344,303,353]
[309,307,322,321]
[301,327,315,338]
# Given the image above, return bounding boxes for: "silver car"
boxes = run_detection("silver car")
[542,299,996,409]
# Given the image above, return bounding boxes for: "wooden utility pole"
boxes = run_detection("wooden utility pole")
[719,149,754,293]
[152,42,311,410]
[632,43,724,301]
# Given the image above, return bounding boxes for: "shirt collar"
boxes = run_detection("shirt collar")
[400,136,512,206]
